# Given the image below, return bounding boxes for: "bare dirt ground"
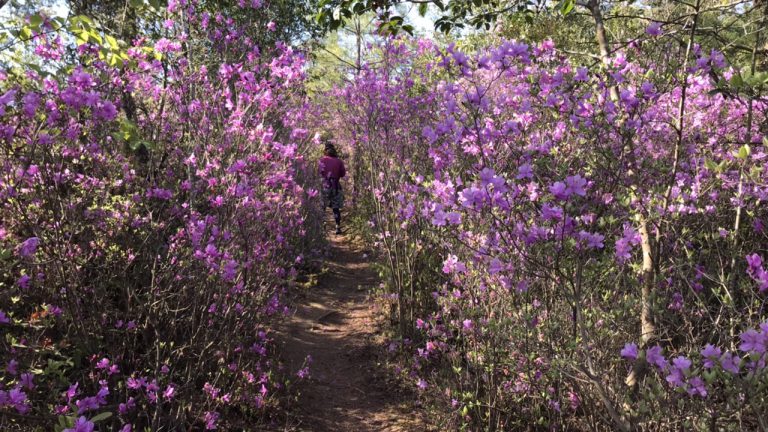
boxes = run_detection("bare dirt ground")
[274,230,431,432]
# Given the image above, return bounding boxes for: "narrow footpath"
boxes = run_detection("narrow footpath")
[277,231,429,432]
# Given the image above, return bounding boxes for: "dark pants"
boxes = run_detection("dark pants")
[322,185,343,228]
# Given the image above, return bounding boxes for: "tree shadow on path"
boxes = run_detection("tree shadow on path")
[274,230,431,432]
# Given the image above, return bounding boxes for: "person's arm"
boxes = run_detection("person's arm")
[340,160,346,178]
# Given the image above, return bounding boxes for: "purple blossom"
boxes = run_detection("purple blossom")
[746,254,762,275]
[126,377,144,390]
[20,373,35,390]
[720,352,740,374]
[154,38,182,54]
[8,387,29,413]
[22,92,40,117]
[620,343,638,360]
[516,163,533,179]
[578,231,605,249]
[687,376,707,398]
[64,417,94,432]
[296,366,310,379]
[18,236,40,257]
[646,345,667,369]
[701,344,721,369]
[667,292,683,311]
[646,22,662,36]
[568,391,581,410]
[75,396,100,413]
[488,258,503,274]
[0,88,17,116]
[93,100,117,121]
[550,175,587,200]
[65,382,79,401]
[204,411,219,430]
[118,397,135,414]
[574,67,589,82]
[17,274,31,289]
[7,359,18,375]
[163,384,176,400]
[615,225,641,263]
[665,369,685,387]
[739,329,766,354]
[96,383,109,404]
[550,181,568,200]
[442,254,467,274]
[541,204,563,221]
[672,355,692,371]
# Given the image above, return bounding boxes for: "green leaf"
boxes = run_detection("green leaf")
[75,32,89,45]
[50,17,65,30]
[418,3,428,16]
[106,35,119,50]
[119,119,140,143]
[352,2,366,14]
[70,15,94,32]
[74,15,94,26]
[29,14,44,28]
[88,29,103,45]
[559,0,575,15]
[730,73,744,88]
[19,26,32,40]
[734,144,750,160]
[91,412,112,422]
[130,0,144,7]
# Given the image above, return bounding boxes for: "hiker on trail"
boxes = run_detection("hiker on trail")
[318,141,346,235]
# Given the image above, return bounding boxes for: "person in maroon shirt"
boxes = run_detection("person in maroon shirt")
[318,142,346,234]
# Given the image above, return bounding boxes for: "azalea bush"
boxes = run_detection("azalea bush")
[0,1,322,430]
[314,32,768,430]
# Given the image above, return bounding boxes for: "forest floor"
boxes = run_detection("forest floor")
[274,227,432,432]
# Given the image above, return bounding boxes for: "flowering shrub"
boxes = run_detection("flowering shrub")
[0,2,322,430]
[313,36,767,430]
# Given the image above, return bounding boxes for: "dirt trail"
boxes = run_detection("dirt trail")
[276,231,429,432]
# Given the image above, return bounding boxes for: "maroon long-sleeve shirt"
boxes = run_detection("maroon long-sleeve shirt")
[318,155,346,190]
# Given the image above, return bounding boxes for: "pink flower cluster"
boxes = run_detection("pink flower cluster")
[0,2,320,429]
[311,34,768,429]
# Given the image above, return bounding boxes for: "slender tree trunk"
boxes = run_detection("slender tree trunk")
[585,0,618,101]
